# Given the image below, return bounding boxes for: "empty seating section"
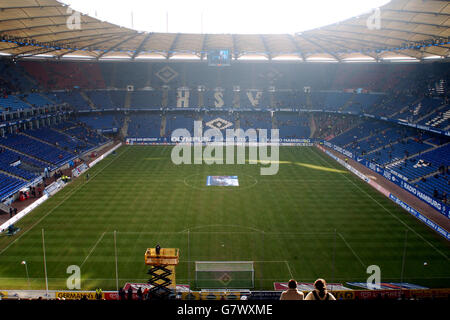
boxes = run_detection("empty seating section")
[347,94,384,113]
[109,91,126,108]
[85,91,114,109]
[78,114,123,131]
[419,105,450,129]
[330,117,450,207]
[52,121,77,131]
[20,93,54,107]
[364,139,431,165]
[127,113,162,138]
[0,134,74,167]
[275,91,306,107]
[347,127,417,158]
[276,113,310,138]
[310,92,326,108]
[346,128,396,155]
[417,174,450,202]
[131,91,163,108]
[124,111,326,140]
[0,160,37,181]
[0,95,31,111]
[388,144,450,181]
[324,92,353,111]
[44,92,64,105]
[238,112,272,131]
[329,63,415,92]
[25,127,88,154]
[167,90,177,108]
[41,120,109,146]
[426,136,448,146]
[329,118,435,166]
[0,148,41,180]
[0,172,28,200]
[0,148,47,170]
[188,90,199,108]
[20,61,105,90]
[239,91,270,108]
[367,94,417,117]
[166,113,197,137]
[329,121,389,147]
[99,62,148,89]
[314,113,360,140]
[397,97,443,122]
[0,60,35,93]
[54,91,89,110]
[64,126,109,146]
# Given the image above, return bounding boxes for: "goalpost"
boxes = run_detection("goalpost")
[195,261,254,289]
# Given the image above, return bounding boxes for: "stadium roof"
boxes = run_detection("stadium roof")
[0,0,449,62]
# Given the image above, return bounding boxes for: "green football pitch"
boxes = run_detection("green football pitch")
[0,145,449,291]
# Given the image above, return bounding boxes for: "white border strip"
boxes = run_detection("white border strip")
[0,194,48,233]
[89,143,122,168]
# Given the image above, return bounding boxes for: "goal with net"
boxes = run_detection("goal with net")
[195,261,254,289]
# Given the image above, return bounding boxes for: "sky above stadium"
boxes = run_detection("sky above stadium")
[60,0,390,34]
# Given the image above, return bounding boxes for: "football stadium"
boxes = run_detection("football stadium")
[0,0,449,305]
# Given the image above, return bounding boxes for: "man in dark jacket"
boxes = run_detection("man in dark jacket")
[118,288,125,301]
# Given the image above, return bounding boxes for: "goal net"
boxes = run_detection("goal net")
[195,261,254,289]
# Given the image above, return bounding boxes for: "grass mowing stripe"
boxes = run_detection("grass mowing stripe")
[311,147,450,261]
[0,146,129,256]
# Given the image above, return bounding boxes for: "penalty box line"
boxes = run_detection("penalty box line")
[87,230,296,279]
[80,231,106,268]
[338,232,366,268]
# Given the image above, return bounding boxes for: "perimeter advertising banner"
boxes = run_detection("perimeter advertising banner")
[71,163,88,177]
[181,292,243,300]
[389,194,450,240]
[103,283,191,300]
[55,291,101,300]
[273,282,353,291]
[353,288,450,300]
[126,137,312,145]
